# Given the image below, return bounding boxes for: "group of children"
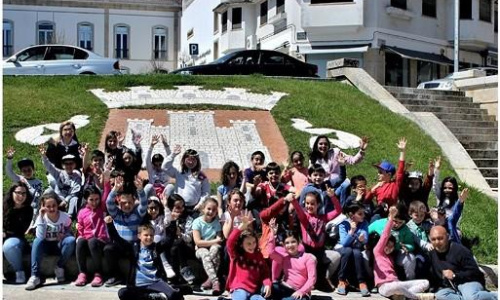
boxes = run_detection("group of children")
[2,121,488,300]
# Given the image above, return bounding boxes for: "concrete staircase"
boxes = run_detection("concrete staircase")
[384,86,498,191]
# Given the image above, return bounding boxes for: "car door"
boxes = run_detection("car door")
[260,52,287,76]
[223,51,260,75]
[43,46,79,75]
[3,46,47,75]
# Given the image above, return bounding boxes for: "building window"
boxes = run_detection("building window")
[153,26,167,60]
[78,23,93,50]
[222,11,228,32]
[115,25,129,59]
[277,0,285,13]
[260,1,268,25]
[232,7,242,29]
[422,0,436,17]
[391,0,407,10]
[187,28,194,39]
[479,0,492,22]
[311,0,353,3]
[37,22,54,44]
[214,12,219,33]
[460,0,472,19]
[3,20,13,57]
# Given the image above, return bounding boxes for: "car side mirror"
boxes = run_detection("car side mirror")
[6,56,17,63]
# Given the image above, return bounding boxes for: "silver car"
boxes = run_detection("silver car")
[417,67,497,90]
[3,45,121,75]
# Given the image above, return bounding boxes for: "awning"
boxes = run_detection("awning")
[384,46,454,65]
[298,45,369,55]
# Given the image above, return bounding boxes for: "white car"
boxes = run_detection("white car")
[417,67,497,90]
[3,45,121,75]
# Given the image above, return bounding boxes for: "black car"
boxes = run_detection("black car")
[171,50,318,77]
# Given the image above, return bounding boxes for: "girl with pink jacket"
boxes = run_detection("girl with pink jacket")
[75,186,109,287]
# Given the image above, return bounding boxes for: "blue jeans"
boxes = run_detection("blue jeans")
[31,236,76,276]
[232,288,265,300]
[3,237,27,271]
[435,281,498,300]
[331,178,351,207]
[337,246,366,283]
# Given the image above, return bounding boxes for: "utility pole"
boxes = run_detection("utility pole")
[454,0,460,73]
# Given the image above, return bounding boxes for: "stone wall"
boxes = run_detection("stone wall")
[455,75,498,120]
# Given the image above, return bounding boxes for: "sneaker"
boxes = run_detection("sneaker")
[359,282,370,297]
[25,276,42,291]
[417,293,435,300]
[180,266,196,284]
[105,277,122,287]
[15,271,26,284]
[164,265,176,279]
[212,280,222,296]
[54,266,65,283]
[75,273,87,286]
[91,273,103,287]
[148,292,167,300]
[201,278,212,290]
[336,280,348,295]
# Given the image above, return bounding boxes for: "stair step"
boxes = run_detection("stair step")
[461,141,498,150]
[399,99,480,108]
[404,105,488,115]
[456,133,498,143]
[384,86,465,96]
[434,112,495,121]
[467,149,499,159]
[441,119,498,128]
[479,167,498,178]
[486,177,498,188]
[449,126,499,135]
[394,94,474,102]
[473,158,498,168]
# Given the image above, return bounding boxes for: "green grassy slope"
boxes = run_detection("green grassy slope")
[3,75,497,263]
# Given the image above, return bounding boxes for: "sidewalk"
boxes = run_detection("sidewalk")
[3,279,387,300]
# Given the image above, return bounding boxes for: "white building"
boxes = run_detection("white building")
[180,0,498,86]
[3,0,181,74]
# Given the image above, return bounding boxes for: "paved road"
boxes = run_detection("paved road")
[3,279,386,300]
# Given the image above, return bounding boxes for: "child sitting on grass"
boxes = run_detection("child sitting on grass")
[374,206,432,300]
[268,219,317,300]
[365,137,407,222]
[5,146,43,230]
[25,192,75,291]
[226,210,271,300]
[103,175,148,287]
[115,222,184,300]
[75,187,108,287]
[192,198,223,295]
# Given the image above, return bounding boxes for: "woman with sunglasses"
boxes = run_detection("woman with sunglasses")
[3,182,33,284]
[162,146,210,216]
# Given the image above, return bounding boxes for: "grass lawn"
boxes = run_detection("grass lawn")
[3,75,497,263]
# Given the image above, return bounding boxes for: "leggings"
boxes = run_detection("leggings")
[195,245,221,282]
[76,238,105,275]
[378,279,430,299]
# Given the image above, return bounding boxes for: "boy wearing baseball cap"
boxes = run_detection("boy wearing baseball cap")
[365,138,407,222]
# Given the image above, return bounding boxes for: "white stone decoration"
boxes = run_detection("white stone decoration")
[290,118,361,150]
[123,111,272,170]
[15,115,90,145]
[90,85,288,111]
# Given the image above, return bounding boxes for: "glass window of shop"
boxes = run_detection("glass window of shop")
[385,52,410,86]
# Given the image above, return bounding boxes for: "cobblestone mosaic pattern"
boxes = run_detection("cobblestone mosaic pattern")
[123,111,272,169]
[90,85,288,110]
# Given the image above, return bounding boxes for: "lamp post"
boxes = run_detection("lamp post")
[454,0,460,73]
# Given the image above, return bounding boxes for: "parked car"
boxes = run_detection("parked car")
[417,67,497,90]
[171,50,318,77]
[3,45,121,75]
